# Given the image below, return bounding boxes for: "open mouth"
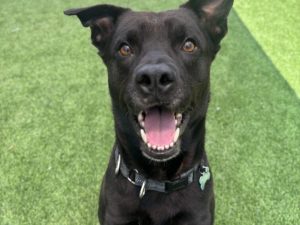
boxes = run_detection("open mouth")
[136,106,188,161]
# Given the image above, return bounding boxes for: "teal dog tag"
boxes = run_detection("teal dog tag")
[199,166,210,191]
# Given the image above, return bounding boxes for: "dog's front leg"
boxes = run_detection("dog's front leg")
[100,220,139,225]
[99,160,140,225]
[164,212,214,225]
[168,219,213,225]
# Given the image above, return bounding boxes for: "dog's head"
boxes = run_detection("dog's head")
[65,0,233,162]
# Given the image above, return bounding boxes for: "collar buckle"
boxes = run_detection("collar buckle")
[127,169,139,185]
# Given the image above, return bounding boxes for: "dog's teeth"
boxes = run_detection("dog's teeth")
[176,113,183,124]
[138,112,145,127]
[173,128,180,142]
[175,119,178,126]
[178,118,182,125]
[152,145,157,150]
[158,146,163,151]
[147,143,152,149]
[165,145,169,149]
[176,113,182,118]
[138,112,144,122]
[140,129,147,143]
[170,142,174,147]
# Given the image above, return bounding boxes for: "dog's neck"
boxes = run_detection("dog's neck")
[114,109,207,181]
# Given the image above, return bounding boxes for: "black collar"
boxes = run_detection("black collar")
[114,147,210,198]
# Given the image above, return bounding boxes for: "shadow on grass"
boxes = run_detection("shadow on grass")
[207,10,300,225]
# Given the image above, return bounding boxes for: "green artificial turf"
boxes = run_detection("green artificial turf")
[234,0,300,97]
[0,0,299,225]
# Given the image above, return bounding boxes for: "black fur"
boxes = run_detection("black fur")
[64,0,233,224]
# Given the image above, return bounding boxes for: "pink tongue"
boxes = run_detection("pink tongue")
[144,108,176,147]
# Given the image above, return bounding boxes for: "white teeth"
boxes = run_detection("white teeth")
[173,128,180,142]
[176,113,183,125]
[148,143,176,151]
[145,125,180,151]
[138,112,144,122]
[141,112,183,152]
[138,112,145,127]
[176,113,182,118]
[140,129,147,143]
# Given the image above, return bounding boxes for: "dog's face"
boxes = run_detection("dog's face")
[65,0,233,162]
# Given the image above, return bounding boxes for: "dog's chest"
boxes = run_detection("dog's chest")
[137,191,187,223]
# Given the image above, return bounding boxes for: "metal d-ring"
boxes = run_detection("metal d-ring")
[139,180,147,199]
[127,169,138,185]
[115,154,121,175]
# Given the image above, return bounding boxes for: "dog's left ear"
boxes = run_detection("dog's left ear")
[64,5,129,55]
[181,0,233,43]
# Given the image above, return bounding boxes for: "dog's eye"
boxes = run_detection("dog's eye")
[182,40,197,53]
[119,44,133,57]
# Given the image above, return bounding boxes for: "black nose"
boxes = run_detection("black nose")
[135,64,176,95]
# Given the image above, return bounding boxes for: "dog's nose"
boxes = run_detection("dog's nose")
[135,64,176,95]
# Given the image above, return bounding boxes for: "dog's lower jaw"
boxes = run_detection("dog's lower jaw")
[140,139,182,162]
[114,114,207,182]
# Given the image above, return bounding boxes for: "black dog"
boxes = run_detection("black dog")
[64,0,233,224]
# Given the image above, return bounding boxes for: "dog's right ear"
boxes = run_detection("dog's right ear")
[64,4,129,55]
